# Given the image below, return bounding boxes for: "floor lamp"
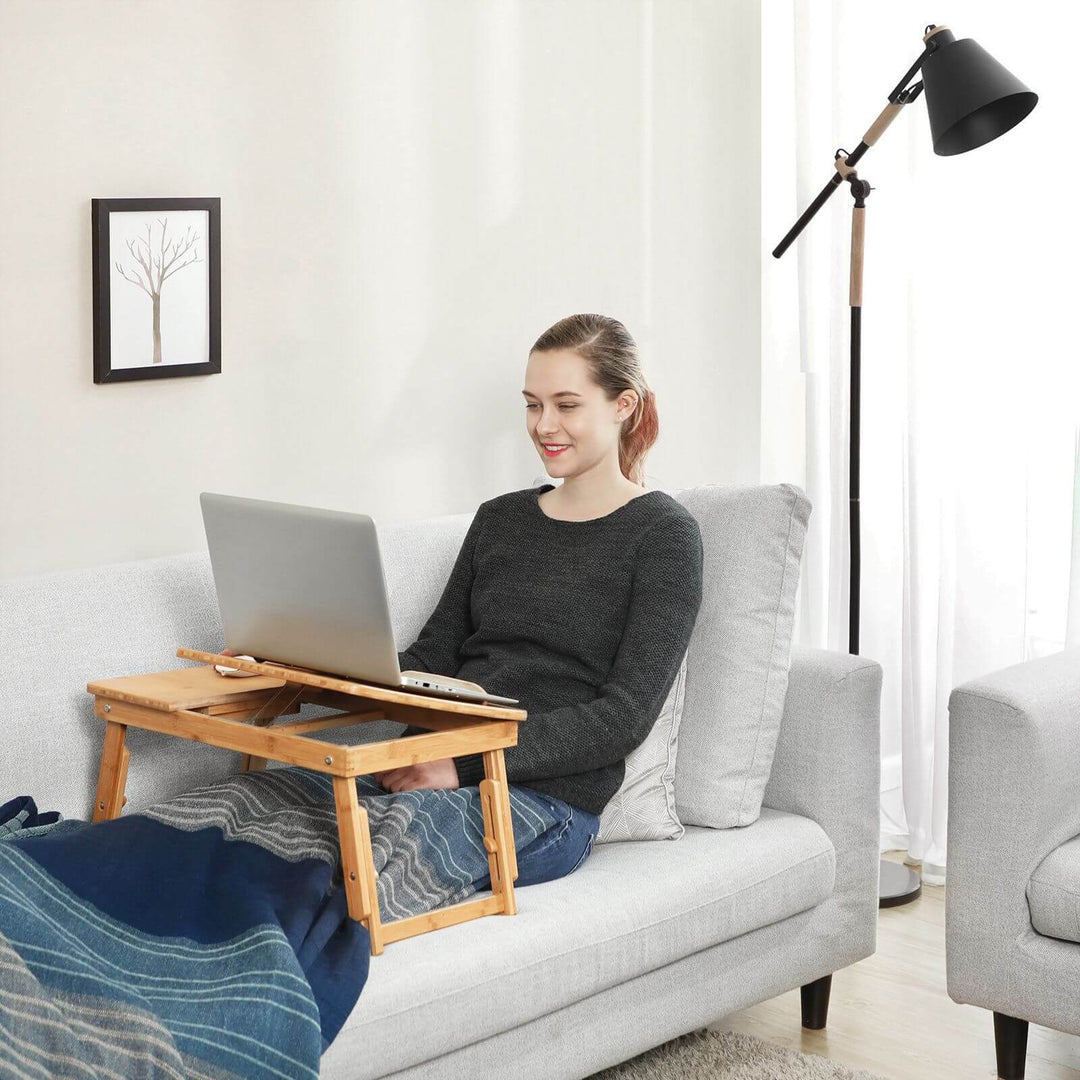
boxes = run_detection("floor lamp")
[772,24,1037,907]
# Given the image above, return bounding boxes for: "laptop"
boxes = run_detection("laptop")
[198,492,519,707]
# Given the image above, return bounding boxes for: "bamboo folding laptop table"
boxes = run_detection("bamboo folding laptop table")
[86,648,527,956]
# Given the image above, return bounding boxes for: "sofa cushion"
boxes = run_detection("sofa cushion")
[598,650,688,843]
[0,553,241,820]
[1028,834,1080,943]
[321,807,834,1079]
[0,551,408,820]
[0,483,809,837]
[669,483,812,829]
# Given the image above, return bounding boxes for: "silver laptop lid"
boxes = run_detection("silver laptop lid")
[199,492,404,687]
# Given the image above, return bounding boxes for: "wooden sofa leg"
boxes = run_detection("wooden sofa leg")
[993,1012,1029,1080]
[800,973,832,1029]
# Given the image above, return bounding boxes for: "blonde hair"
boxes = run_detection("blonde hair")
[529,314,658,487]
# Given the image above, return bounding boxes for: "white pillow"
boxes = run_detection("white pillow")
[597,651,688,843]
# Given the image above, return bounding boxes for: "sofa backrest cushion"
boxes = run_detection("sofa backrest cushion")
[0,517,501,822]
[1,553,236,820]
[669,483,812,829]
[0,482,810,835]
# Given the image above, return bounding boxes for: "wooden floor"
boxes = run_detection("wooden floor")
[712,852,1080,1080]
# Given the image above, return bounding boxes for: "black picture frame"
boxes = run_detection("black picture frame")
[91,197,221,383]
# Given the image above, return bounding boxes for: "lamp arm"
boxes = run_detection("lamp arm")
[771,24,950,259]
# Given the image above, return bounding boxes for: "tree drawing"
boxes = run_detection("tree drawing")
[114,217,203,364]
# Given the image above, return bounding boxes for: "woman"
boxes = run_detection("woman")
[374,312,704,889]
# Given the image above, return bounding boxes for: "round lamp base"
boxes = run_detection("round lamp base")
[879,858,922,908]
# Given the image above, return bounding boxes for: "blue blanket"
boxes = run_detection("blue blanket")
[0,769,563,1078]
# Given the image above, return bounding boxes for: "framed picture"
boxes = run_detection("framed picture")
[91,197,221,383]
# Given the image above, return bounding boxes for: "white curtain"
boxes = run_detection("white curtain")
[762,0,1080,883]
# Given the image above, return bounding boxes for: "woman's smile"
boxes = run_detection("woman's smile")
[542,443,571,456]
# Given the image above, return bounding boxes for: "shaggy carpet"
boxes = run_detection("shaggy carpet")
[587,1027,889,1080]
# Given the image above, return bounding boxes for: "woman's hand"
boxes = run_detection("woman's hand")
[374,759,460,793]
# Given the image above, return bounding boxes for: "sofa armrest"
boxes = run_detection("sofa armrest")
[762,646,883,913]
[946,648,1080,994]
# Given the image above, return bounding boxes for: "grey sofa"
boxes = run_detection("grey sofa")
[946,647,1080,1080]
[0,501,884,1080]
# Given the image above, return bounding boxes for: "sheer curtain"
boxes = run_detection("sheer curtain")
[762,0,1080,884]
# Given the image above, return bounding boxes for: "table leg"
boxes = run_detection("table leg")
[483,748,518,882]
[479,774,517,916]
[353,799,383,954]
[93,720,129,823]
[333,776,384,956]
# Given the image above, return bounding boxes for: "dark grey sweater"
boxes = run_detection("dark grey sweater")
[396,483,704,817]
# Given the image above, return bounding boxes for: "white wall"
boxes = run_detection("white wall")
[0,0,762,580]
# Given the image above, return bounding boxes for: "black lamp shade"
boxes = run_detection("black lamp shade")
[922,37,1038,156]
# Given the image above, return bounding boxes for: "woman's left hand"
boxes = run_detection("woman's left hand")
[374,758,460,792]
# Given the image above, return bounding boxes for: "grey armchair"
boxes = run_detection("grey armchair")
[945,647,1080,1079]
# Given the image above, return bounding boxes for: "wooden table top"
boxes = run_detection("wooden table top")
[86,648,528,721]
[86,663,288,712]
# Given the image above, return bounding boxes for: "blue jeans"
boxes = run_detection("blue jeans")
[475,788,600,891]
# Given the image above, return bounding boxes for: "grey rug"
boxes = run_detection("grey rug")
[587,1027,889,1079]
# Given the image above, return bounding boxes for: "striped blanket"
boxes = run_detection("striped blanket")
[0,769,564,1079]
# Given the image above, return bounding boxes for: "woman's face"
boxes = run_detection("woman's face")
[522,349,637,477]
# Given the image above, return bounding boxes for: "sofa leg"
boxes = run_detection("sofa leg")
[993,1012,1029,1080]
[800,973,832,1029]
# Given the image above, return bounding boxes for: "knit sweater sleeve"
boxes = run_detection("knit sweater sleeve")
[395,502,487,695]
[452,512,704,788]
